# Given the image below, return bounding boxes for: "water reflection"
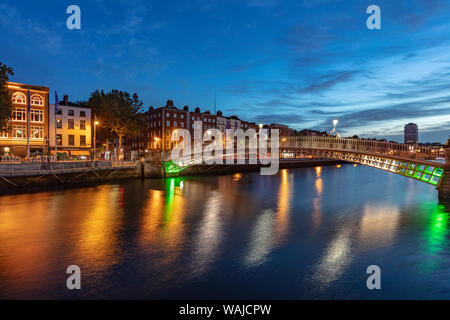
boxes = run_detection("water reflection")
[244,209,274,268]
[76,185,123,274]
[0,193,55,294]
[311,226,353,289]
[358,204,400,250]
[0,165,449,299]
[190,190,224,277]
[420,202,449,273]
[312,167,323,230]
[244,169,293,268]
[275,169,291,245]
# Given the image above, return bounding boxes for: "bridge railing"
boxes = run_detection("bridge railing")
[0,161,137,177]
[282,136,444,159]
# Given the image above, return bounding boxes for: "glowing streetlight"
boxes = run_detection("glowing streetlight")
[93,121,99,156]
[330,119,341,138]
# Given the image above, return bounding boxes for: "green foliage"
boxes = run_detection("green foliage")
[0,62,14,131]
[85,89,148,148]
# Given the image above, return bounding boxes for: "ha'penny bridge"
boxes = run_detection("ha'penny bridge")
[162,136,450,201]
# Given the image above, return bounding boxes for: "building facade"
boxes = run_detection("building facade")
[404,123,418,145]
[49,95,92,158]
[0,82,49,157]
[124,99,296,155]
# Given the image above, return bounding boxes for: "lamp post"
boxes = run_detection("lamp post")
[331,119,341,138]
[93,121,99,158]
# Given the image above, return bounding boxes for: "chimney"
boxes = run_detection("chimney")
[183,105,189,111]
[63,95,69,105]
[166,100,174,107]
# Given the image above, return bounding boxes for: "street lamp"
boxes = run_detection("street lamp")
[94,121,99,158]
[330,119,341,138]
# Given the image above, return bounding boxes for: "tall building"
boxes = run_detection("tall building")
[49,95,92,159]
[146,100,190,152]
[0,82,49,157]
[404,123,418,145]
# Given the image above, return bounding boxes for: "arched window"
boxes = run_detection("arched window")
[30,94,44,106]
[12,92,26,105]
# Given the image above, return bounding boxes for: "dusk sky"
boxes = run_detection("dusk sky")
[1,0,450,142]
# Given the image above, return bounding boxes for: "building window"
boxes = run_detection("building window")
[56,134,62,145]
[56,118,62,128]
[80,135,86,146]
[30,109,43,123]
[80,111,86,117]
[166,120,170,126]
[31,127,43,139]
[68,119,74,129]
[181,114,184,119]
[12,108,26,121]
[68,110,74,116]
[0,130,8,138]
[68,135,75,146]
[12,92,26,105]
[80,120,86,130]
[174,121,177,127]
[56,108,62,115]
[12,125,26,138]
[181,122,184,128]
[30,94,44,106]
[166,113,170,117]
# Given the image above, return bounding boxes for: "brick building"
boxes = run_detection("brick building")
[0,82,50,157]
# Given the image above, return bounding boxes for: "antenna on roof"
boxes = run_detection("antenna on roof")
[214,87,216,115]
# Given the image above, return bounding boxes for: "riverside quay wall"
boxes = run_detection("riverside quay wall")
[0,158,344,192]
[0,161,139,191]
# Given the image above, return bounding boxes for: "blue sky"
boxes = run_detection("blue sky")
[1,0,450,142]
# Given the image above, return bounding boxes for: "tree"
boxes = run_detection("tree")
[85,89,147,156]
[0,62,14,131]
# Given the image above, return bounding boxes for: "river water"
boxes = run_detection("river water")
[0,164,449,299]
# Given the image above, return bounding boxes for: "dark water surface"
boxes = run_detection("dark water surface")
[0,164,449,299]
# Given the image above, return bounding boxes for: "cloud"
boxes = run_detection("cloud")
[298,70,359,94]
[0,4,63,52]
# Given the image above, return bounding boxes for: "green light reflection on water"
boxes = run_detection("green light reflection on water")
[419,202,450,273]
[162,177,184,224]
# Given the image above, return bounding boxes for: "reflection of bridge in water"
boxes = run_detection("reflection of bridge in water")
[163,136,449,201]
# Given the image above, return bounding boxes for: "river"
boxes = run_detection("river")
[0,164,449,299]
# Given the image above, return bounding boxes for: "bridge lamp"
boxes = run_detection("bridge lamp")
[333,119,339,127]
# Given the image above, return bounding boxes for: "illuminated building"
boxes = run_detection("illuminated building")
[49,95,92,159]
[0,82,49,157]
[404,123,418,145]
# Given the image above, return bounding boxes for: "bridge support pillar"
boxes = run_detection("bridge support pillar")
[438,143,450,203]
